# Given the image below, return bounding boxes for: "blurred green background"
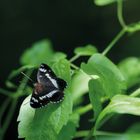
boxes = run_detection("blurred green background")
[1,0,140,82]
[0,0,140,139]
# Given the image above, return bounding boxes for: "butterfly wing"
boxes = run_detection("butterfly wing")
[56,78,67,90]
[30,92,50,108]
[30,86,64,108]
[30,63,67,108]
[48,90,64,103]
[37,63,59,88]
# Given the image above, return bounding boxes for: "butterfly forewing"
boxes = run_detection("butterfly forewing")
[37,63,59,88]
[56,78,67,90]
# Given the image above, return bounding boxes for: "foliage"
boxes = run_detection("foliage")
[1,0,140,140]
[94,0,117,6]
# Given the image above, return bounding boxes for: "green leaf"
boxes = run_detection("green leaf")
[17,95,35,138]
[18,59,73,140]
[82,53,126,98]
[94,0,117,6]
[89,79,104,120]
[58,113,79,140]
[20,39,67,67]
[108,95,140,115]
[95,95,140,130]
[20,39,54,66]
[118,57,140,88]
[74,44,97,56]
[18,91,72,140]
[52,59,71,84]
[71,70,90,103]
[50,52,67,64]
[49,90,72,134]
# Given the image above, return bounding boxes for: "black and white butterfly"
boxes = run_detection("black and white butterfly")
[30,63,67,108]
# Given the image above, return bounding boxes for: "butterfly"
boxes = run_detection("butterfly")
[30,63,67,108]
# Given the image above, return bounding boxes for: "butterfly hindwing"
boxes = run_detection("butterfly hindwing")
[30,88,64,108]
[30,86,51,108]
[48,90,64,103]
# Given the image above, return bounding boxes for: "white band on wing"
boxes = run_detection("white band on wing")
[39,90,58,100]
[45,73,58,88]
[39,68,47,73]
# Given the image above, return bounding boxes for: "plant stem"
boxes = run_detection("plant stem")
[75,130,89,138]
[130,88,140,97]
[6,81,18,89]
[96,130,122,136]
[69,54,80,63]
[1,99,17,139]
[0,98,11,127]
[76,104,92,115]
[102,28,126,55]
[84,126,95,140]
[75,130,122,138]
[83,108,113,140]
[0,88,13,97]
[0,70,33,139]
[117,0,127,29]
[70,63,79,70]
[76,97,108,116]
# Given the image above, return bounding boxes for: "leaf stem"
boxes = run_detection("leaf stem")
[5,81,18,89]
[76,104,92,115]
[117,0,127,29]
[75,130,88,138]
[84,126,95,140]
[76,96,109,116]
[95,130,122,136]
[130,88,140,97]
[69,54,80,63]
[102,28,126,55]
[70,63,79,70]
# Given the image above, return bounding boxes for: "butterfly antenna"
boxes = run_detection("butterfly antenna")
[21,72,34,83]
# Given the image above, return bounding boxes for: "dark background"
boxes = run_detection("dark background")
[0,0,140,139]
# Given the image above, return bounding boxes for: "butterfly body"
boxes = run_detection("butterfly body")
[34,83,44,94]
[30,64,67,108]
